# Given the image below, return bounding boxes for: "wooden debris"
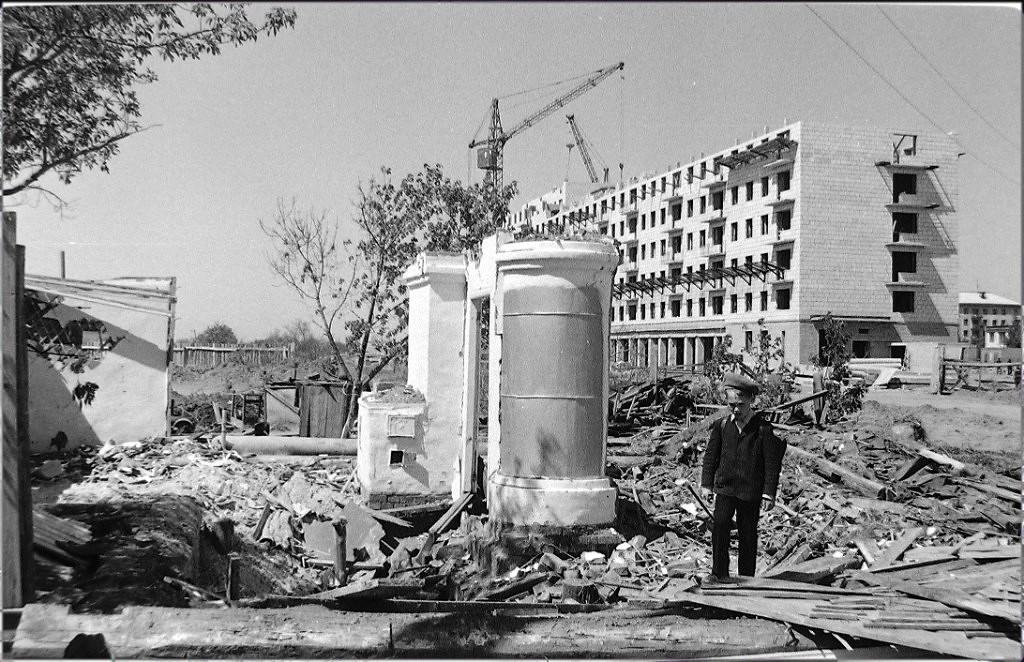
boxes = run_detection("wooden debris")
[872,527,924,569]
[306,577,425,601]
[476,572,553,602]
[11,603,815,659]
[786,445,888,499]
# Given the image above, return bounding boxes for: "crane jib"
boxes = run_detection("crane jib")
[468,62,624,188]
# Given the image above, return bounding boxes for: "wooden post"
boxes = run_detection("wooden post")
[929,344,945,394]
[333,519,347,586]
[3,212,33,606]
[225,553,240,605]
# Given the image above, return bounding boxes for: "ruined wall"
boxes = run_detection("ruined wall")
[25,278,174,452]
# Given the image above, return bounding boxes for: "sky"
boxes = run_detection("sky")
[7,3,1021,341]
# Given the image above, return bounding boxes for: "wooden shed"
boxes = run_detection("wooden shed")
[298,380,352,438]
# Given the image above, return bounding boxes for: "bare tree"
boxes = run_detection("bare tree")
[259,199,359,380]
[263,165,518,437]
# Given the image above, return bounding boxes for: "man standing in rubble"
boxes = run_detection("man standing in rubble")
[700,372,786,582]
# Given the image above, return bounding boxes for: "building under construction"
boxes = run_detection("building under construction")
[512,121,962,372]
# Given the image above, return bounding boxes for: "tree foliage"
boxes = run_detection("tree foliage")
[407,164,518,254]
[3,3,296,197]
[1008,319,1021,349]
[262,164,516,436]
[258,320,331,362]
[810,312,864,422]
[194,322,238,345]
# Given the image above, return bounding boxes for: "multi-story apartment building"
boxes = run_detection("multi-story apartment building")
[514,121,961,370]
[958,292,1021,348]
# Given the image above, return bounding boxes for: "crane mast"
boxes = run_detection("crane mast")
[469,61,624,192]
[566,114,599,185]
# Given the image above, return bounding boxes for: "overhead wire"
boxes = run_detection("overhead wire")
[876,4,1019,149]
[804,4,1020,187]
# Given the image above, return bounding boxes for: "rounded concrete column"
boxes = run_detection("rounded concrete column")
[489,239,618,527]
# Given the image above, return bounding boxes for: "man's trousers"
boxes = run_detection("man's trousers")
[711,493,760,578]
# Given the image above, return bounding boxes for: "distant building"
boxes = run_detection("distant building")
[513,121,962,371]
[958,291,1021,348]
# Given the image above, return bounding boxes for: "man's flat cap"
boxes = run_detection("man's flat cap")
[723,372,760,395]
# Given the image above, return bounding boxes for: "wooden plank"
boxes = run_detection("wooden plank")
[673,592,1017,660]
[951,477,1020,503]
[850,572,1018,622]
[305,578,424,601]
[699,576,877,596]
[474,571,552,602]
[11,603,814,659]
[428,492,474,536]
[852,537,879,565]
[872,527,924,569]
[762,554,860,583]
[31,510,91,546]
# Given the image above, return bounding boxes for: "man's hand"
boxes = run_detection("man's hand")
[702,488,714,504]
[760,494,775,512]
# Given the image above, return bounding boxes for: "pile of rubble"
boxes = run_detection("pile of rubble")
[24,388,1021,658]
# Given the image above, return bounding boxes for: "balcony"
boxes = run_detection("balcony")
[874,158,939,170]
[621,261,639,273]
[622,201,639,217]
[702,209,726,224]
[885,273,927,287]
[767,192,795,207]
[885,237,928,250]
[666,251,686,266]
[762,156,794,172]
[663,185,683,202]
[772,228,796,245]
[886,193,939,211]
[701,176,727,190]
[699,242,725,259]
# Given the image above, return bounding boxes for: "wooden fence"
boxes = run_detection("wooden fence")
[172,343,293,368]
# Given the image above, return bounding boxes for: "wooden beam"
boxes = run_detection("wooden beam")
[3,213,33,607]
[11,603,815,659]
[785,445,888,499]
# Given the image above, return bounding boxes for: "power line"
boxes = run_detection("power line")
[804,4,1020,186]
[877,5,1019,149]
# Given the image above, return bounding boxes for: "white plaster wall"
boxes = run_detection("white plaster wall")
[28,293,172,451]
[357,398,430,494]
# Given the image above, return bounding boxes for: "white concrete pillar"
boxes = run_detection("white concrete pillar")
[489,240,618,527]
[385,253,468,497]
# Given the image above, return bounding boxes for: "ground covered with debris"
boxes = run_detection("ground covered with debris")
[17,378,1022,658]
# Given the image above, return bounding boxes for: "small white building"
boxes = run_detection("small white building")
[23,275,176,452]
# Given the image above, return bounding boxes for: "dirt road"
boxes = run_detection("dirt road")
[863,387,1020,456]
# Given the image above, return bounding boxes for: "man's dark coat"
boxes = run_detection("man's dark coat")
[701,413,786,502]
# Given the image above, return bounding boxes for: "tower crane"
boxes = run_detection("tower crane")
[469,61,624,192]
[566,114,610,188]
